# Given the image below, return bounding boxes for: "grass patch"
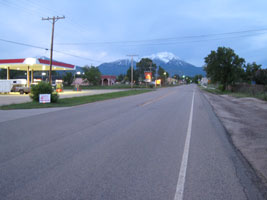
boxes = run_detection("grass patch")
[200,86,267,101]
[0,89,154,110]
[63,84,180,90]
[63,85,148,90]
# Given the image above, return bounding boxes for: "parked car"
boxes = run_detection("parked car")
[11,85,31,94]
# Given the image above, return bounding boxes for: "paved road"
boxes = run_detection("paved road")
[0,85,265,200]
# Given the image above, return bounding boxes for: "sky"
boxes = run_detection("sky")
[1,0,267,68]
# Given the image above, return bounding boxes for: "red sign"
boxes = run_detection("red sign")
[144,72,152,82]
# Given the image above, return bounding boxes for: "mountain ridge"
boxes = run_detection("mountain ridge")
[97,52,205,77]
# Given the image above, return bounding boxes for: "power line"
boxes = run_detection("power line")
[55,28,267,46]
[0,38,101,63]
[0,38,48,50]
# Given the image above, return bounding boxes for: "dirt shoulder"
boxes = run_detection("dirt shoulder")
[202,89,267,186]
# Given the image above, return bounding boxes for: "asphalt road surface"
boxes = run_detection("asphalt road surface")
[0,85,265,200]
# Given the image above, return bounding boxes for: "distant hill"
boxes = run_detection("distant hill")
[97,52,205,77]
[97,59,136,76]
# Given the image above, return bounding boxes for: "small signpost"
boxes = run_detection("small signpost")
[39,94,51,103]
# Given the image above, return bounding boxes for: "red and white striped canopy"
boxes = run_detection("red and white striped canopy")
[0,57,75,71]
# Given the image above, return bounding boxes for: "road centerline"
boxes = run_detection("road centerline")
[174,90,195,200]
[140,91,176,107]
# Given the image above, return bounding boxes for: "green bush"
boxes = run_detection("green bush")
[218,84,224,91]
[30,81,59,103]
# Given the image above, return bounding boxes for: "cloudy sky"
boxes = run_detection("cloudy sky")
[1,0,267,68]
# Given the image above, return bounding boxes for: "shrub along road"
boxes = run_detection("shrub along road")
[0,85,266,199]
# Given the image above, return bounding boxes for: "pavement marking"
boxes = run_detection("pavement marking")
[140,91,176,107]
[174,90,195,200]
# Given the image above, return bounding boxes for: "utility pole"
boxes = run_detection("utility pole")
[127,55,138,88]
[42,16,65,84]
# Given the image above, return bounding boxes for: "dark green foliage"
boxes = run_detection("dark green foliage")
[192,74,203,83]
[204,47,246,91]
[157,66,169,84]
[255,69,267,85]
[117,74,125,82]
[82,65,101,86]
[173,74,180,80]
[136,58,157,80]
[126,67,139,83]
[30,81,58,103]
[242,62,261,83]
[63,72,74,86]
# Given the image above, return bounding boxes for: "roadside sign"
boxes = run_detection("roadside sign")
[39,94,51,103]
[144,72,152,82]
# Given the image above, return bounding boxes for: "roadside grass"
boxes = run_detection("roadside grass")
[63,84,180,90]
[200,86,267,101]
[0,89,154,110]
[63,85,148,90]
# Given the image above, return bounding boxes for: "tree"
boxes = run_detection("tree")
[136,58,157,80]
[255,69,267,85]
[243,62,261,83]
[192,74,203,84]
[173,74,180,80]
[204,47,245,91]
[157,66,169,85]
[117,74,125,82]
[126,67,139,84]
[63,72,74,86]
[82,65,101,86]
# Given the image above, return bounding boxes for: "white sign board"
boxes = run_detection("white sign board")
[39,94,51,103]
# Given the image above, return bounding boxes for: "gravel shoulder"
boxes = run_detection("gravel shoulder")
[201,89,267,187]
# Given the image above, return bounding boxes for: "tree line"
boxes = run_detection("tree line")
[204,47,267,91]
[116,58,171,84]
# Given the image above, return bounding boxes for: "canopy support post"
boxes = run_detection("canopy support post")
[27,66,30,87]
[7,67,10,80]
[31,69,34,84]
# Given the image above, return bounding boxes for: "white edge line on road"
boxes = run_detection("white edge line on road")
[174,90,195,200]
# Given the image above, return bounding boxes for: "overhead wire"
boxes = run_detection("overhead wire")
[55,28,267,46]
[0,38,101,63]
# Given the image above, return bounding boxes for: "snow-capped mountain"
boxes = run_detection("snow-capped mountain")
[97,52,205,77]
[148,52,180,63]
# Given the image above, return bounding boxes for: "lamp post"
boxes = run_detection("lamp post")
[163,71,167,86]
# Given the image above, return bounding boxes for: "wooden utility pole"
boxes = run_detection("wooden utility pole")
[42,16,65,84]
[127,55,138,88]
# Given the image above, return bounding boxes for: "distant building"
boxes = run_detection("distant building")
[200,77,209,86]
[167,77,177,85]
[101,75,116,86]
[72,78,89,86]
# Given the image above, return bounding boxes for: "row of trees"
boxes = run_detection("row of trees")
[63,65,102,86]
[117,58,170,84]
[204,47,267,91]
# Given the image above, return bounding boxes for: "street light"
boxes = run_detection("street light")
[42,72,46,80]
[163,72,167,85]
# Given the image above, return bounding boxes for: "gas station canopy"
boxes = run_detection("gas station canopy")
[0,57,75,71]
[0,57,76,87]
